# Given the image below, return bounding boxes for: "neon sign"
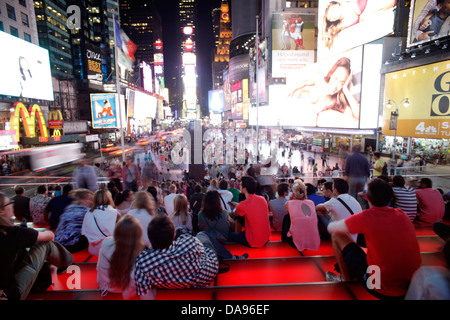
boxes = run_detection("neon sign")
[10,102,49,142]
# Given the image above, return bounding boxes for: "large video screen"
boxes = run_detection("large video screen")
[133,90,157,119]
[250,46,363,129]
[0,31,53,101]
[271,11,316,77]
[208,89,225,113]
[407,0,450,47]
[317,0,397,60]
[382,59,450,139]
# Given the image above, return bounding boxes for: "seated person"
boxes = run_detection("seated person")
[415,178,445,224]
[134,215,219,299]
[326,179,422,300]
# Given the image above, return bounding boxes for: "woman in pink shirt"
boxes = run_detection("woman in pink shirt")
[282,180,320,252]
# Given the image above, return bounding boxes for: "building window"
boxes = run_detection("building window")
[24,32,31,42]
[0,21,3,32]
[19,0,27,7]
[10,26,19,37]
[21,12,29,27]
[7,4,16,21]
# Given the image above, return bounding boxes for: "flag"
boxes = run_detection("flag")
[114,19,137,70]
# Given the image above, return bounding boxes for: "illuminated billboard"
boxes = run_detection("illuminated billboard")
[141,61,153,93]
[272,12,316,77]
[407,0,450,48]
[86,44,103,86]
[0,31,53,101]
[128,90,157,119]
[317,0,397,60]
[231,79,249,120]
[208,89,225,113]
[184,64,197,110]
[90,93,119,129]
[250,46,363,128]
[382,60,450,139]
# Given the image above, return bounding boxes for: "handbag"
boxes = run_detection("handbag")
[336,197,366,247]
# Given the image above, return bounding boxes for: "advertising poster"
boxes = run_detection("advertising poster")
[208,89,225,113]
[407,0,450,47]
[86,44,103,86]
[0,31,53,101]
[271,12,316,78]
[252,46,363,129]
[382,60,450,139]
[317,0,397,60]
[90,93,119,129]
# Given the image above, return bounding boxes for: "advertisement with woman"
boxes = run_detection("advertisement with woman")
[317,0,397,60]
[258,46,362,129]
[407,0,450,47]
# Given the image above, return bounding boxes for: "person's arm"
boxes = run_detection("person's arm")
[139,287,156,300]
[315,203,327,216]
[37,230,55,242]
[342,72,360,120]
[327,219,348,234]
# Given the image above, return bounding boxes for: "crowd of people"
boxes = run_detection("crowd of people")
[1,144,450,301]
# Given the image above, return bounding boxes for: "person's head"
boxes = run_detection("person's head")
[36,185,47,195]
[323,1,343,48]
[132,191,155,216]
[325,57,351,96]
[168,184,177,194]
[201,191,222,221]
[125,155,134,165]
[352,144,362,153]
[241,176,257,195]
[146,186,159,204]
[15,186,25,196]
[71,189,94,208]
[194,184,202,193]
[173,194,188,215]
[148,214,175,250]
[373,152,381,160]
[366,179,393,207]
[392,175,406,188]
[292,180,307,200]
[333,178,349,195]
[437,0,450,17]
[91,189,114,212]
[109,215,145,290]
[123,189,134,202]
[305,183,316,196]
[0,192,15,227]
[63,184,73,196]
[277,182,290,198]
[219,179,228,190]
[419,178,433,189]
[323,181,334,198]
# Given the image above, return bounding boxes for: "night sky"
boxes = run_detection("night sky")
[153,0,223,114]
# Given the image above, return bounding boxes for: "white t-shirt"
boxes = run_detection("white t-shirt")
[128,208,153,247]
[323,194,362,242]
[81,206,118,256]
[163,193,177,215]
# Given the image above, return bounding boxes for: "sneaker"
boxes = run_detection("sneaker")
[232,253,249,260]
[325,271,342,282]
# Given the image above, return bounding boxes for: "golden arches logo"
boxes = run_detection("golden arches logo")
[48,110,64,129]
[10,102,49,142]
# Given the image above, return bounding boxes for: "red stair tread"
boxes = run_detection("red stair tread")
[215,258,326,286]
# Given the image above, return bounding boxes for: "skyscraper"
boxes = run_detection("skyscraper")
[211,0,231,89]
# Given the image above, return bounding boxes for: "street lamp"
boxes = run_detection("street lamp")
[386,98,410,165]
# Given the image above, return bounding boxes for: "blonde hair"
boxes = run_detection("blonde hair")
[131,191,155,216]
[90,189,114,212]
[292,180,307,200]
[71,189,94,204]
[170,194,190,225]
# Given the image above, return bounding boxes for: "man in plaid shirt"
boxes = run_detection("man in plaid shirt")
[134,214,219,299]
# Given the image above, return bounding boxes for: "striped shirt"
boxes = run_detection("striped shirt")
[392,187,418,221]
[134,233,219,295]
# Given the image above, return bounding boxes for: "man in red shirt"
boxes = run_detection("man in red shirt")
[415,178,445,224]
[326,179,422,299]
[229,176,271,248]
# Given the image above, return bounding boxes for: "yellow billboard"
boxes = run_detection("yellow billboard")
[382,60,450,139]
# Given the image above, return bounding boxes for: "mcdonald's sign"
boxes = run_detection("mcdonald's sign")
[48,110,64,129]
[10,102,49,142]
